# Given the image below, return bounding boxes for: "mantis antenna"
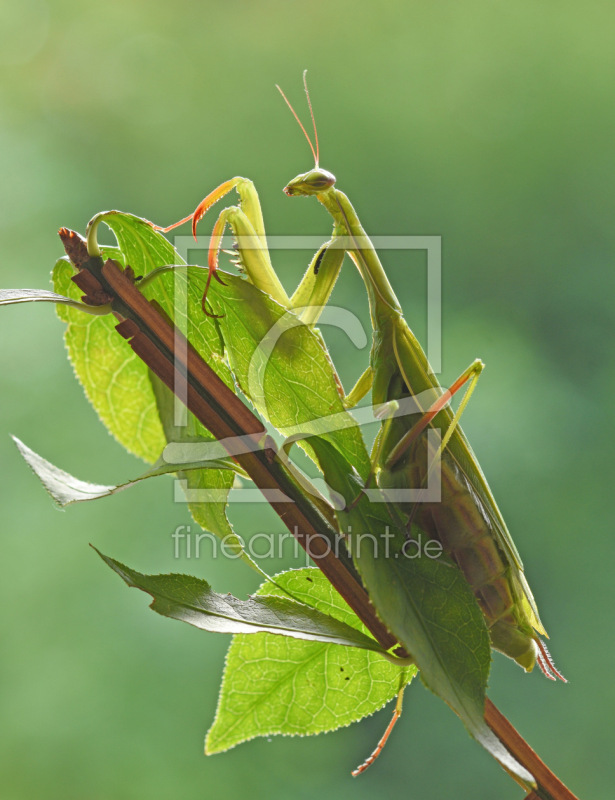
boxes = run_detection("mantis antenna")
[276,70,320,167]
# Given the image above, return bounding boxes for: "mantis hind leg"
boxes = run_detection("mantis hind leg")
[384,358,484,472]
[348,360,483,510]
[351,684,406,776]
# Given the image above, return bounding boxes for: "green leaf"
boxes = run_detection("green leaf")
[92,210,181,278]
[206,568,415,754]
[12,435,242,508]
[147,373,239,557]
[97,551,388,652]
[98,215,243,551]
[206,272,371,482]
[53,255,167,463]
[52,215,239,549]
[0,287,97,309]
[309,438,534,786]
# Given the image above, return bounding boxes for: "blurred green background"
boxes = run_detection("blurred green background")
[1,1,613,798]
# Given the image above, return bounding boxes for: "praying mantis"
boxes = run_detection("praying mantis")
[154,73,565,770]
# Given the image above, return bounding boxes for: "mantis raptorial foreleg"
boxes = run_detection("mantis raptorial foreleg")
[155,176,348,325]
[155,177,290,314]
[290,241,346,326]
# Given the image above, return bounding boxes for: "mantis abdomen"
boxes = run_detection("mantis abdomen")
[422,448,536,670]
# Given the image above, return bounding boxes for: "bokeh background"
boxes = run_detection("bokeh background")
[1,2,613,798]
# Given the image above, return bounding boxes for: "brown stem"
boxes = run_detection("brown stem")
[64,241,579,800]
[485,701,579,800]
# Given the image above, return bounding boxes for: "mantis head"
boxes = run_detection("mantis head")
[283,168,336,197]
[277,73,335,197]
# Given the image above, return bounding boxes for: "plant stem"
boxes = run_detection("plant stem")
[485,701,579,800]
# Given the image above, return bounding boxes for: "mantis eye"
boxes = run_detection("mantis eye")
[284,168,336,196]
